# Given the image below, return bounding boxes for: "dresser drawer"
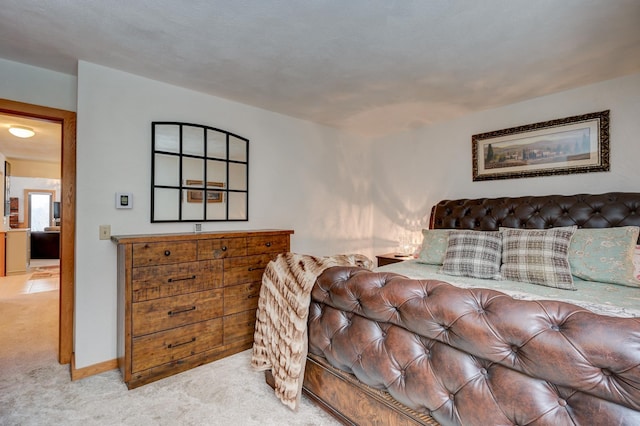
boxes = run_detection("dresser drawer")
[224,310,257,345]
[246,235,289,256]
[133,241,197,267]
[132,260,222,302]
[223,254,273,287]
[131,318,223,373]
[198,237,246,260]
[224,282,260,315]
[132,289,223,336]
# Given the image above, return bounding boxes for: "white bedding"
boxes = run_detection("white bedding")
[377,260,640,318]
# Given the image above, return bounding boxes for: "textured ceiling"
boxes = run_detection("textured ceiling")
[1,0,640,143]
[0,113,61,163]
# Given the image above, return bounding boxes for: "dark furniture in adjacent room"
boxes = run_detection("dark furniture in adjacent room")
[30,231,60,259]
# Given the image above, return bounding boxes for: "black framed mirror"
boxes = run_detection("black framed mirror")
[151,122,249,222]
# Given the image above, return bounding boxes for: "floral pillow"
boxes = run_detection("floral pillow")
[500,226,577,290]
[568,226,640,288]
[416,229,450,265]
[441,230,502,279]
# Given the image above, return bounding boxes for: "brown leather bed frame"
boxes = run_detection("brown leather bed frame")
[273,192,640,425]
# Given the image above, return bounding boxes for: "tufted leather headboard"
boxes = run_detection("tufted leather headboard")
[430,192,640,242]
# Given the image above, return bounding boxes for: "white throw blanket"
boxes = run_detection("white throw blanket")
[250,252,373,410]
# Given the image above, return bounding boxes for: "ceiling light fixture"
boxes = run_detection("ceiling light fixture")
[8,125,36,138]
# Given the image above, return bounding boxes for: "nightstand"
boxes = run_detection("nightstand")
[376,253,413,267]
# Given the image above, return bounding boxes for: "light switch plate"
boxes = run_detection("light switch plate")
[99,224,111,240]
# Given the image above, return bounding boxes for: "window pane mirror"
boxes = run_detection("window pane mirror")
[151,122,249,222]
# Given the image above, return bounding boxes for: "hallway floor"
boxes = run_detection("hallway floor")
[0,259,59,299]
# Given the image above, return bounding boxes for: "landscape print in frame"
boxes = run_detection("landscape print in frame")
[472,110,609,181]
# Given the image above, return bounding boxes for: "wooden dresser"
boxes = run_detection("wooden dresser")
[112,229,293,389]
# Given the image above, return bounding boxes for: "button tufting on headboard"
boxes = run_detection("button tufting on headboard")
[430,192,640,243]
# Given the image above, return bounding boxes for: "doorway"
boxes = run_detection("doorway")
[0,98,76,366]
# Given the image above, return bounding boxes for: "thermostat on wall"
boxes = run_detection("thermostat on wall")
[116,192,133,209]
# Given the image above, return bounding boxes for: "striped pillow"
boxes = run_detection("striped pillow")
[441,231,502,279]
[500,226,577,290]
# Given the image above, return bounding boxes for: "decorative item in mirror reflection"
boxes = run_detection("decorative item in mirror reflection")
[186,189,224,203]
[185,180,225,187]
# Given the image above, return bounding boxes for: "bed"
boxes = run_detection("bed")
[289,192,640,425]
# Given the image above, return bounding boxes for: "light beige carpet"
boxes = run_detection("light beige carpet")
[0,290,340,426]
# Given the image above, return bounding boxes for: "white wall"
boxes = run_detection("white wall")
[75,61,372,368]
[0,58,77,112]
[371,72,640,252]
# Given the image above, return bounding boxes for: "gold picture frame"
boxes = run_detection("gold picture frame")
[185,180,224,188]
[185,180,224,203]
[472,110,609,181]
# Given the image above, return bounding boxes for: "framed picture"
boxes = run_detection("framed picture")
[186,191,223,203]
[472,110,609,181]
[184,180,224,203]
[184,180,224,188]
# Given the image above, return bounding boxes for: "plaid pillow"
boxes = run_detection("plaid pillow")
[441,231,502,279]
[500,226,577,290]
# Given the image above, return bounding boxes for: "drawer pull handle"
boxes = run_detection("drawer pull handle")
[164,250,171,256]
[168,306,196,316]
[265,242,272,247]
[167,275,196,283]
[247,294,257,299]
[221,246,227,251]
[248,266,265,272]
[168,337,196,349]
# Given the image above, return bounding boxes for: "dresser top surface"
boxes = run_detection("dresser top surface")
[111,229,294,244]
